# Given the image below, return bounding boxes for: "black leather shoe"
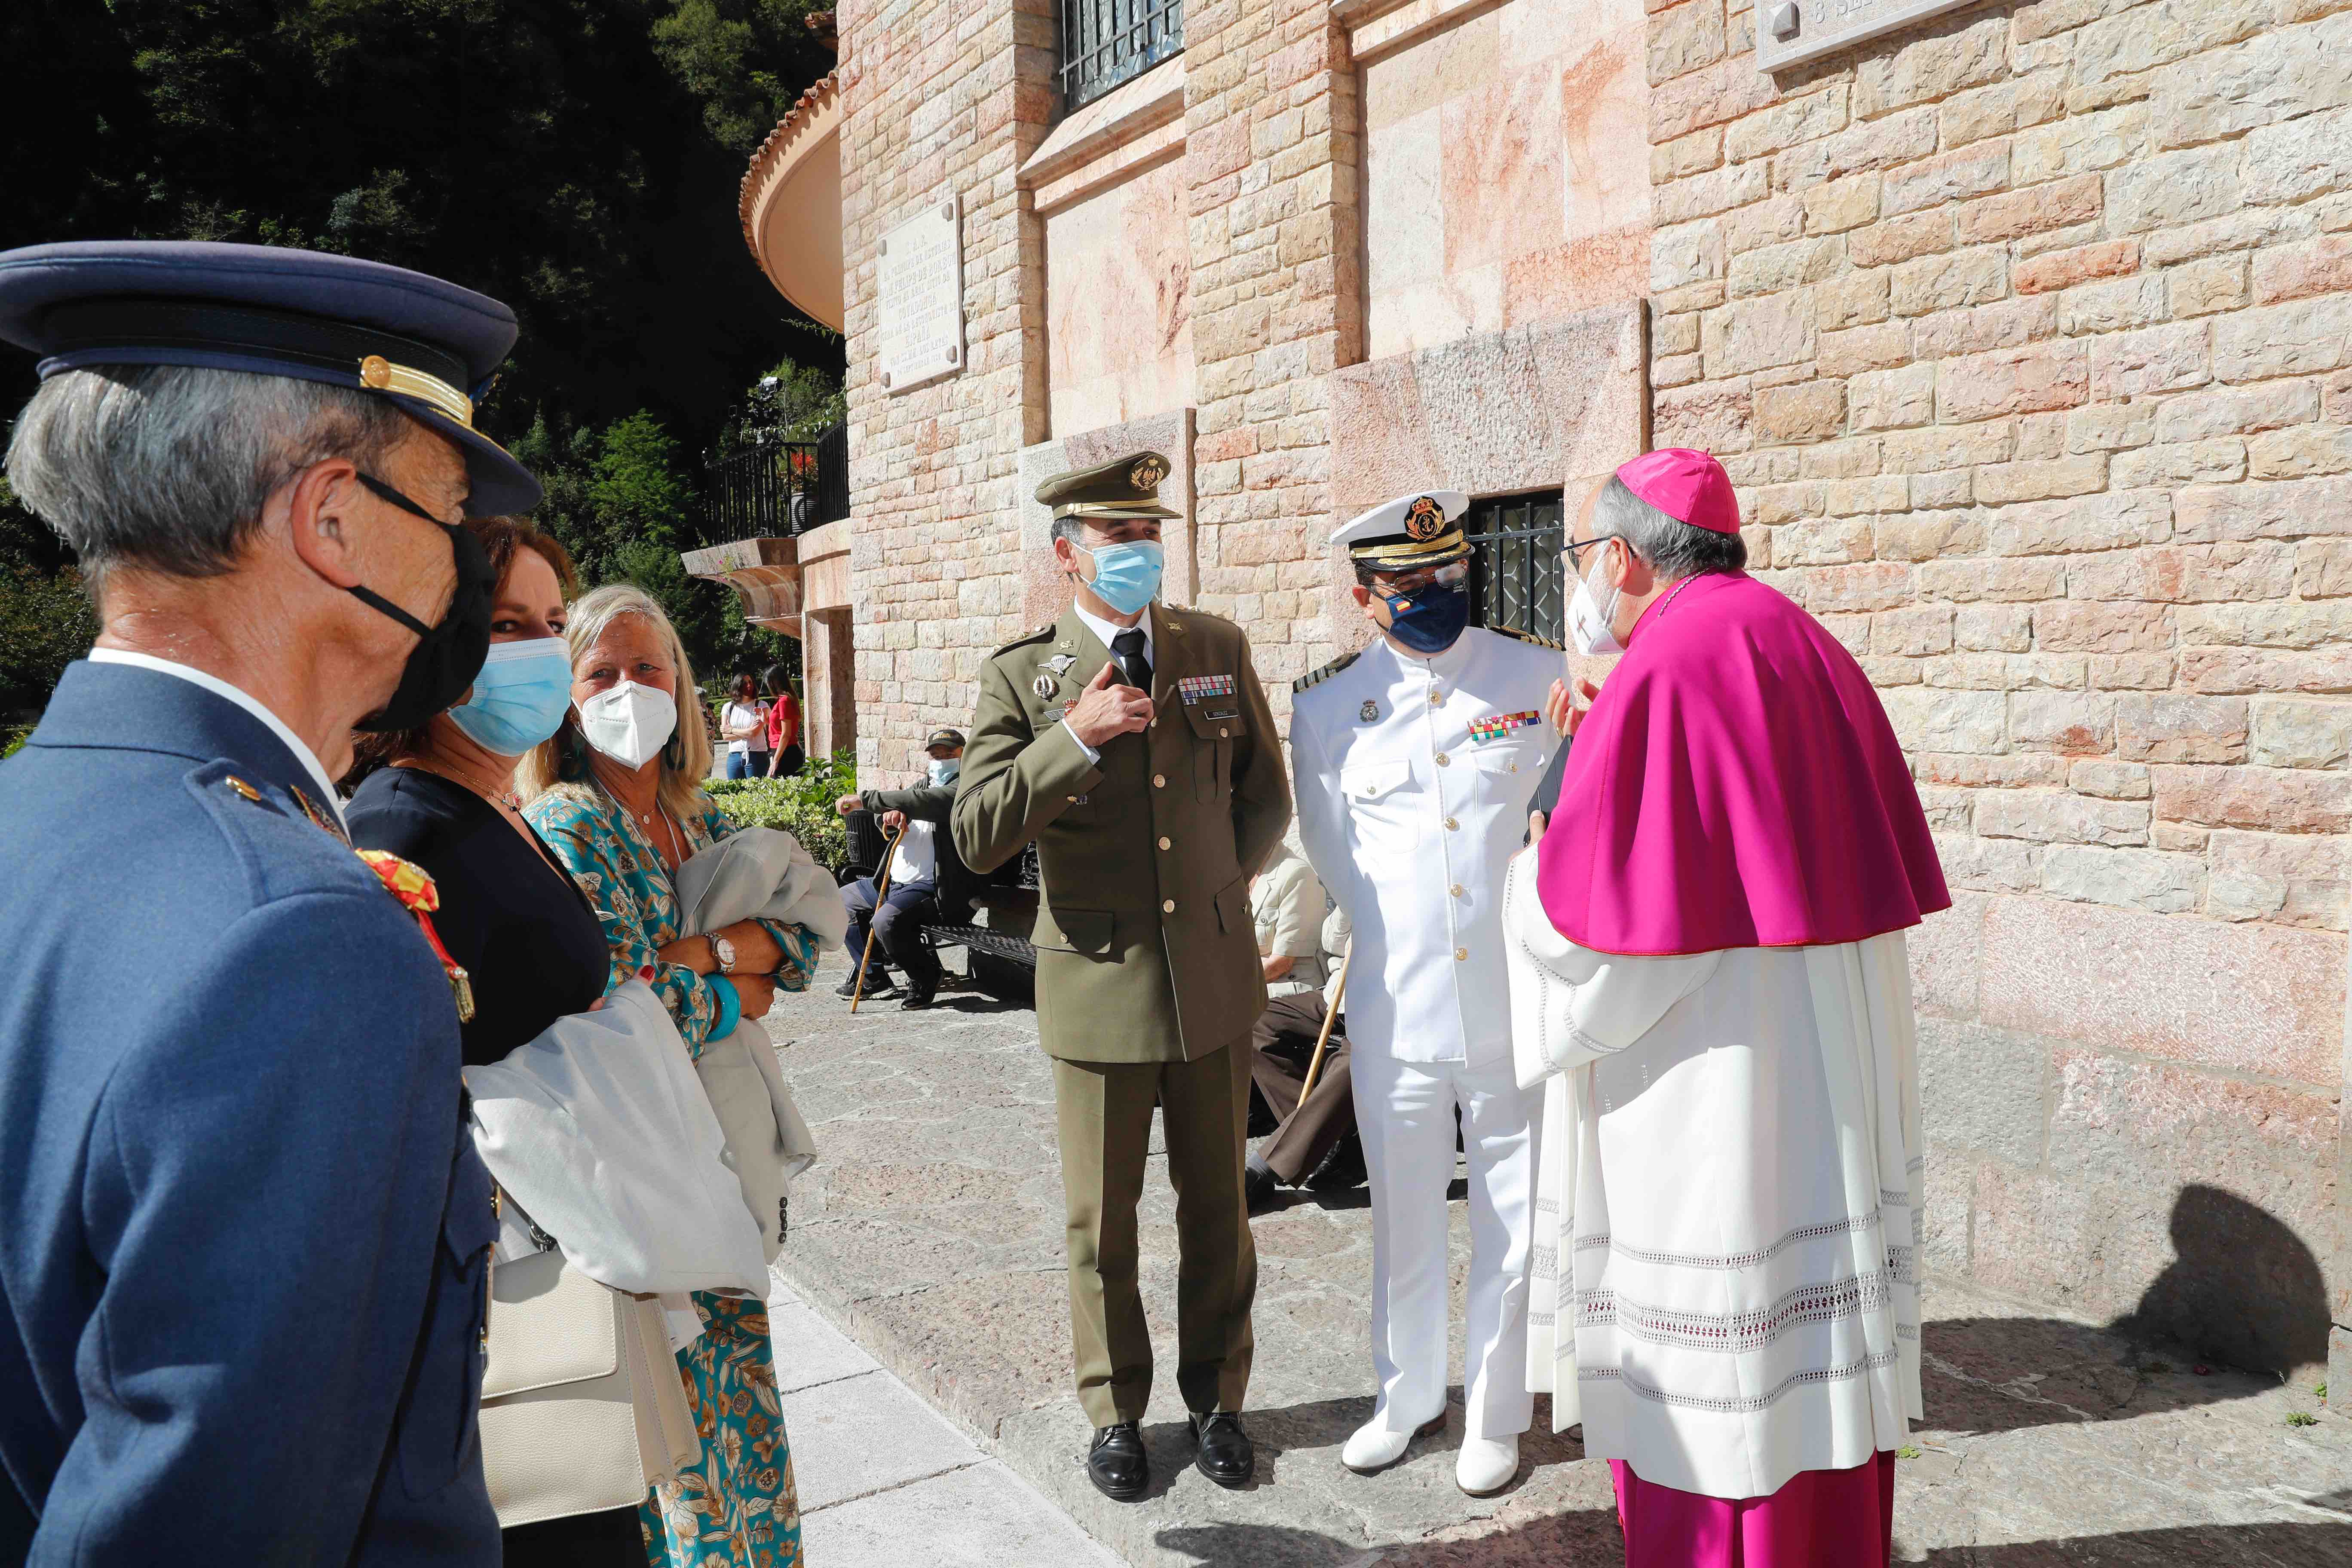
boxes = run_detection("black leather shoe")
[1243,1156,1280,1215]
[1086,1421,1148,1501]
[900,990,937,1011]
[1191,1410,1254,1488]
[834,972,889,999]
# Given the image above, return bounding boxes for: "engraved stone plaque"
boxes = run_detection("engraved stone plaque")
[1757,0,1989,72]
[876,193,965,395]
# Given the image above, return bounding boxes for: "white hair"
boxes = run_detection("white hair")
[515,582,714,816]
[1589,475,1748,580]
[6,365,413,588]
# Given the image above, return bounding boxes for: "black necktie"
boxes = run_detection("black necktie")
[1111,628,1151,694]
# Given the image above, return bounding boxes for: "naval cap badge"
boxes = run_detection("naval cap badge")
[1404,495,1446,541]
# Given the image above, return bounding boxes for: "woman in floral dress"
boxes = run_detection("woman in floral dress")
[521,584,820,1568]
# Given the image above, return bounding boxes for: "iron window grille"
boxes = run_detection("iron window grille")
[1462,490,1567,645]
[1058,0,1184,112]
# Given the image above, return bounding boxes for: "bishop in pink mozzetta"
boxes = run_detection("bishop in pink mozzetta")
[1506,448,1947,1568]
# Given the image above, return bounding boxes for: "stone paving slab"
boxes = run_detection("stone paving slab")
[803,1458,1124,1567]
[765,953,2352,1565]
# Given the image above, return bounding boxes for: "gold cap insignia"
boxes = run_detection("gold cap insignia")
[1130,455,1168,492]
[1404,496,1446,541]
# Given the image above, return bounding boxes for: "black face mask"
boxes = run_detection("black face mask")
[347,473,494,734]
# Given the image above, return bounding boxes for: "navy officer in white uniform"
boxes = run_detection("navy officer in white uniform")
[1289,491,1561,1497]
[0,241,539,1564]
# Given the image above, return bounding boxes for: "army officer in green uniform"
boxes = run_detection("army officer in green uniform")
[952,452,1290,1500]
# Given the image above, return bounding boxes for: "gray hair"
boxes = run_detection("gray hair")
[1589,475,1746,579]
[5,365,413,586]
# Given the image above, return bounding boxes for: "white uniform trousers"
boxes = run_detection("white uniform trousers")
[1351,1049,1540,1440]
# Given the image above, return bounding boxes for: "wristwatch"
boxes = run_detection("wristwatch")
[708,933,738,974]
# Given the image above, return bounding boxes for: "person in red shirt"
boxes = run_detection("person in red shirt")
[762,665,803,778]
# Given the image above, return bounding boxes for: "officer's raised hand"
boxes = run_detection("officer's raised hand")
[1066,659,1154,749]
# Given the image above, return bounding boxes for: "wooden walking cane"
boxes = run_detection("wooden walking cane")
[1295,939,1353,1102]
[849,821,903,1015]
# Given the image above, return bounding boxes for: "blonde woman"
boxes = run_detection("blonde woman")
[520,584,818,1568]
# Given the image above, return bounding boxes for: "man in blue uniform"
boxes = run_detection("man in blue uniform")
[0,242,541,1565]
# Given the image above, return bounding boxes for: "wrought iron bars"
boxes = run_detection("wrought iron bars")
[1059,0,1184,112]
[1462,490,1567,646]
[703,421,851,545]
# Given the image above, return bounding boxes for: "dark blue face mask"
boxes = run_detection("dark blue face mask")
[1381,580,1471,654]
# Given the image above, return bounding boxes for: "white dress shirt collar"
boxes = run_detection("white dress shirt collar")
[1072,597,1153,669]
[88,648,348,824]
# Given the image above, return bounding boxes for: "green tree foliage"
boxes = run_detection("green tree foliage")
[649,0,837,156]
[0,0,838,714]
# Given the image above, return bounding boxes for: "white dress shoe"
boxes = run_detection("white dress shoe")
[1455,1433,1520,1495]
[1341,1411,1444,1473]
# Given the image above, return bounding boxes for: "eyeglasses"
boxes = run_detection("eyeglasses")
[1560,536,1616,572]
[1370,560,1468,598]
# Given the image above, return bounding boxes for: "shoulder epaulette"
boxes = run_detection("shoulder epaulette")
[1292,649,1362,695]
[1491,625,1564,652]
[987,624,1057,660]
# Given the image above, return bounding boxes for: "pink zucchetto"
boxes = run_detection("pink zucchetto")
[1616,447,1740,535]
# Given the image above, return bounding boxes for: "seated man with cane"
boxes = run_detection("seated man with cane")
[1244,847,1360,1212]
[833,727,964,1009]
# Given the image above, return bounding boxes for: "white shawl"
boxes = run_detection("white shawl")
[1504,852,1924,1501]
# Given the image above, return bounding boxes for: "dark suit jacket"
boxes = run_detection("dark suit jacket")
[0,661,498,1566]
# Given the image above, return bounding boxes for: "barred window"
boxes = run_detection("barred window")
[1059,0,1184,113]
[1463,490,1566,644]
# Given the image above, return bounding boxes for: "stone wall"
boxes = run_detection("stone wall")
[1642,0,2350,1374]
[1360,0,1652,359]
[834,0,1056,780]
[1042,147,1195,435]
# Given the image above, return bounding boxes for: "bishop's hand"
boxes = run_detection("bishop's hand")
[1546,676,1600,739]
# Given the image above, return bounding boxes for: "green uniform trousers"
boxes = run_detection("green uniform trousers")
[1051,1033,1258,1427]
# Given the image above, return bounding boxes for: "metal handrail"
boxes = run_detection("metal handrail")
[703,420,850,544]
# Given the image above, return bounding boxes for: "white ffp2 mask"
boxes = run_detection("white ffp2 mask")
[1568,546,1626,657]
[576,680,678,769]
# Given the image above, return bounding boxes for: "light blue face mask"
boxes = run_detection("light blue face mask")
[446,637,575,756]
[1078,539,1165,616]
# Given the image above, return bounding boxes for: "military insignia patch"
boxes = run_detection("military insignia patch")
[1048,653,1078,675]
[1034,673,1060,699]
[1360,699,1380,723]
[1178,674,1236,703]
[1404,495,1446,541]
[1130,455,1168,491]
[1469,710,1542,743]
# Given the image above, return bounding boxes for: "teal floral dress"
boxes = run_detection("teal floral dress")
[526,780,821,1568]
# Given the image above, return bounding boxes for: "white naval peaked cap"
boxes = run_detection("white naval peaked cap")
[1330,490,1473,570]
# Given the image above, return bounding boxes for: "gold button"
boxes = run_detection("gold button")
[1446,817,1460,831]
[1435,752,1450,766]
[1162,899,1176,913]
[1451,883,1465,897]
[1454,946,1468,962]
[1219,727,1229,738]
[1067,795,1079,803]
[1429,691,1443,705]
[1154,774,1166,788]
[359,354,392,389]
[1158,836,1172,850]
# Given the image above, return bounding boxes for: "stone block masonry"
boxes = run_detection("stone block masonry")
[1645,0,2352,1387]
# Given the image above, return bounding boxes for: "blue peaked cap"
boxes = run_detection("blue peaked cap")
[0,240,542,514]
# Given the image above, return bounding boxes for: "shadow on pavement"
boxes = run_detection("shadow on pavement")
[1152,1516,2352,1567]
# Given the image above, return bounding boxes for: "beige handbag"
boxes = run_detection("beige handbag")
[478,1248,702,1528]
